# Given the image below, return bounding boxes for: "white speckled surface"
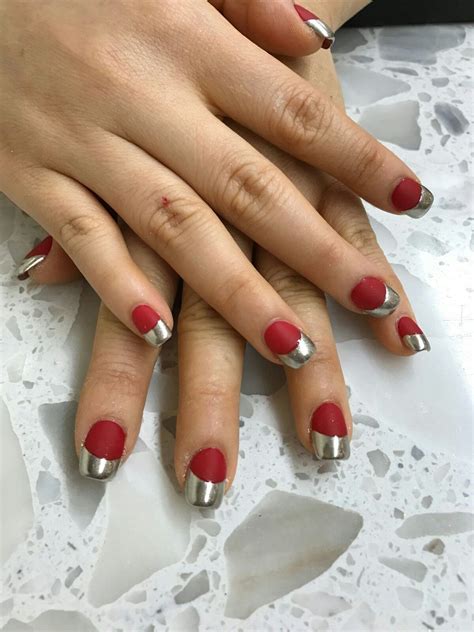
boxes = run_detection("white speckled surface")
[1,25,473,632]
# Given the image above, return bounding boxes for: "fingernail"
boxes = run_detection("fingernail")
[294,4,335,49]
[264,320,316,369]
[392,179,434,219]
[398,317,431,353]
[184,448,226,508]
[132,304,172,347]
[79,420,126,481]
[311,403,350,460]
[17,235,53,280]
[351,277,400,318]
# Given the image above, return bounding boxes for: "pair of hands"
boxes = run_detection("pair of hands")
[1,0,432,507]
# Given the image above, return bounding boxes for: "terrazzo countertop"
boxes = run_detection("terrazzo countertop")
[1,24,473,632]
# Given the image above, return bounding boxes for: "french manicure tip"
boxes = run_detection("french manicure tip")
[294,5,335,48]
[367,284,400,318]
[312,432,351,460]
[143,319,172,347]
[184,472,225,508]
[279,332,316,369]
[405,185,434,219]
[17,255,47,280]
[79,446,121,481]
[402,333,431,353]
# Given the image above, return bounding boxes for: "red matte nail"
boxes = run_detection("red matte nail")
[351,277,387,310]
[132,304,160,334]
[398,317,423,337]
[294,4,318,21]
[311,403,347,437]
[83,420,126,460]
[24,235,53,258]
[189,448,226,483]
[264,321,301,355]
[392,178,422,211]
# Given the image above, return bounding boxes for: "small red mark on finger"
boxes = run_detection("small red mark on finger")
[161,196,170,207]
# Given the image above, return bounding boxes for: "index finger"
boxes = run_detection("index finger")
[202,17,433,219]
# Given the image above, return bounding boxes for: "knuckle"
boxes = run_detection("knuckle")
[85,360,143,399]
[140,189,202,250]
[219,158,282,228]
[217,272,257,314]
[348,138,385,187]
[264,266,314,302]
[342,221,379,257]
[59,214,106,255]
[274,83,334,150]
[178,293,229,334]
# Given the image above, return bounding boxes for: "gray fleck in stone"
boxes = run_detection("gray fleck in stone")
[295,473,310,480]
[169,606,200,632]
[394,508,404,520]
[432,77,449,87]
[434,102,469,135]
[186,535,207,564]
[397,586,423,610]
[378,26,465,64]
[353,414,379,428]
[367,449,391,477]
[3,610,98,632]
[292,591,351,617]
[36,471,60,504]
[379,556,427,582]
[407,232,451,256]
[358,101,421,150]
[386,66,419,76]
[196,519,221,537]
[224,491,362,619]
[396,513,474,538]
[419,92,432,102]
[423,538,445,555]
[174,571,209,605]
[265,478,277,488]
[65,566,82,589]
[421,496,433,509]
[332,29,367,54]
[338,64,410,106]
[239,396,254,418]
[411,446,425,460]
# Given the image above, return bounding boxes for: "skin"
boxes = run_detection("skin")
[26,49,424,493]
[1,0,426,366]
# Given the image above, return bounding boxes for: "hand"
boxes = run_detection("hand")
[2,0,433,369]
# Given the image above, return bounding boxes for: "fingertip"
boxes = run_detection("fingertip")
[17,236,82,285]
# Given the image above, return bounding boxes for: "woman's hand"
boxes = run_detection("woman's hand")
[1,0,433,367]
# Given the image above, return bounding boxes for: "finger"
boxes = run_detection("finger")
[256,247,351,460]
[115,108,401,319]
[68,135,317,368]
[317,179,431,356]
[5,165,174,347]
[209,0,335,56]
[75,226,178,481]
[175,230,249,508]
[16,234,81,284]
[199,21,433,218]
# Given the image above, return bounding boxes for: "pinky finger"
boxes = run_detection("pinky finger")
[17,233,82,284]
[6,166,174,348]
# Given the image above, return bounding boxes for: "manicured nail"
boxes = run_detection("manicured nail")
[398,317,431,353]
[79,420,126,481]
[131,304,172,347]
[184,448,226,508]
[392,179,434,219]
[351,277,400,318]
[264,320,316,369]
[294,4,335,49]
[17,235,53,280]
[311,402,350,460]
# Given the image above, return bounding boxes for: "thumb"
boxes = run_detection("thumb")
[17,234,82,285]
[209,0,335,57]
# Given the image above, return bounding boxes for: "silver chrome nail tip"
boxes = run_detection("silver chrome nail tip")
[406,185,434,219]
[184,471,225,509]
[402,333,431,353]
[365,285,400,318]
[305,18,335,46]
[79,447,121,481]
[312,431,351,460]
[17,255,46,281]
[279,332,316,369]
[143,319,172,347]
